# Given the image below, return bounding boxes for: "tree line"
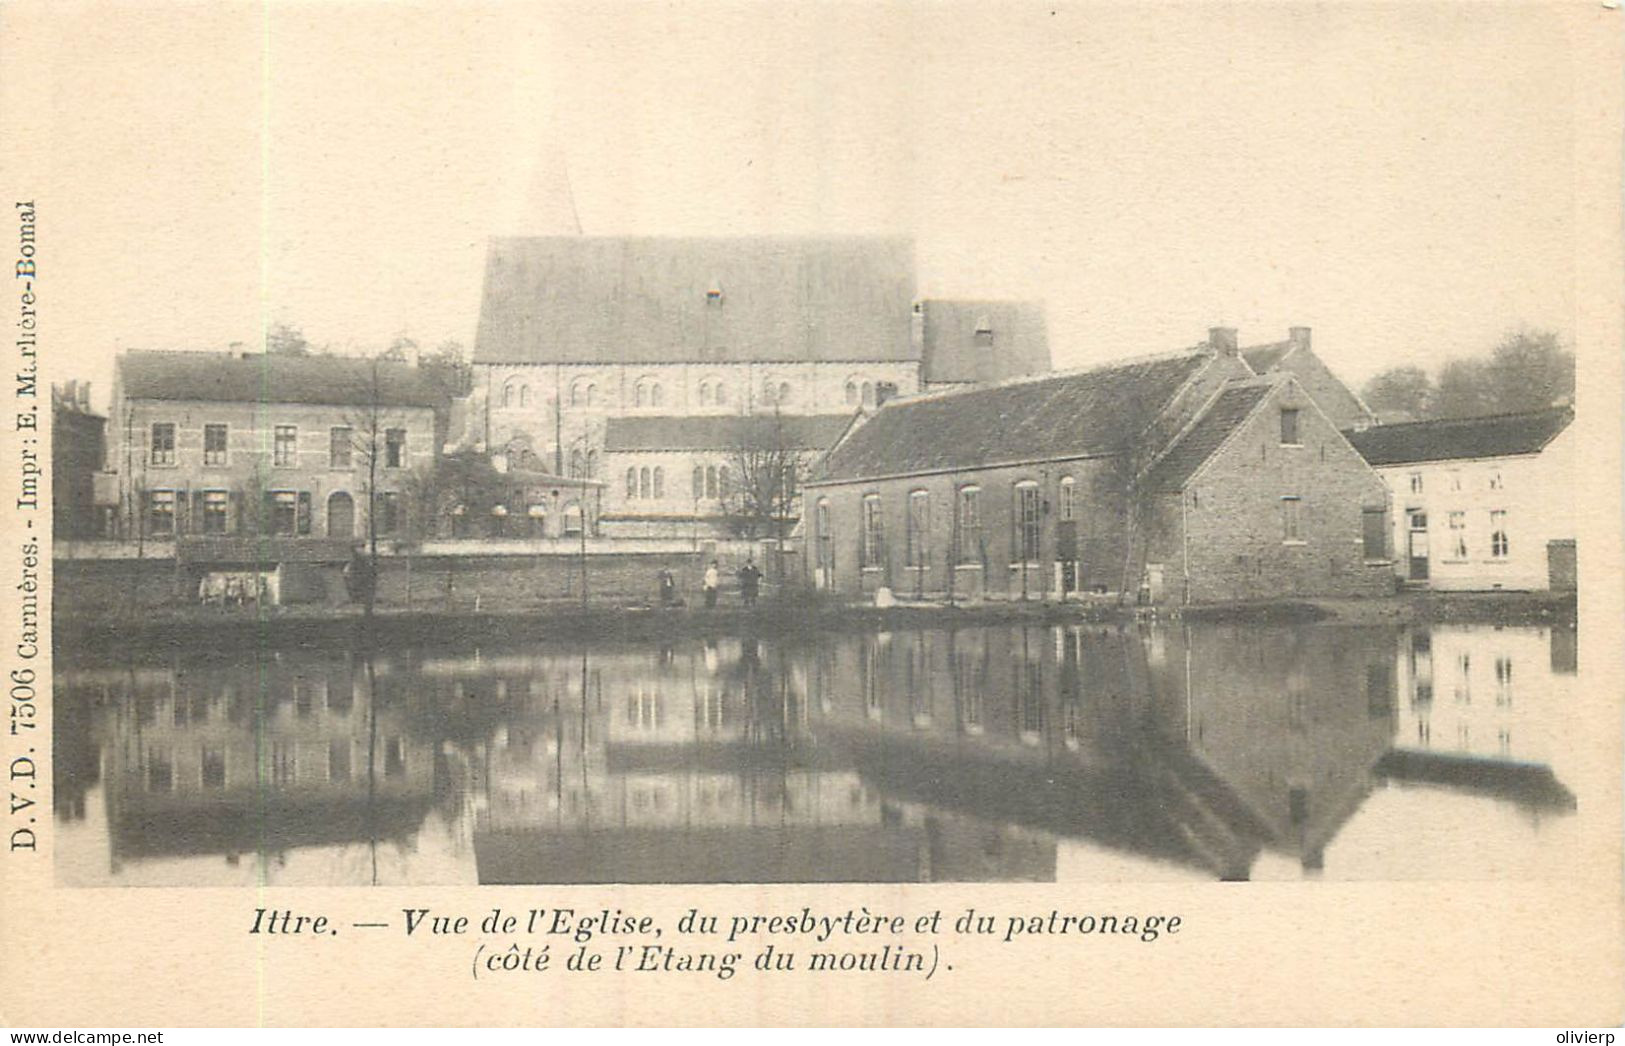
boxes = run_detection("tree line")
[1360,328,1574,422]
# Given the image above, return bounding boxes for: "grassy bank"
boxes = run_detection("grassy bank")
[52,586,1575,654]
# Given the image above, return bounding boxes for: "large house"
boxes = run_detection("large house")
[803,328,1394,605]
[1344,407,1575,590]
[105,350,445,547]
[466,236,1050,538]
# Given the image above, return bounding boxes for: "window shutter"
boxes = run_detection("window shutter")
[191,490,205,535]
[297,492,312,535]
[230,490,243,535]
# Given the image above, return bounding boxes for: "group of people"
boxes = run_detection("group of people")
[660,557,764,609]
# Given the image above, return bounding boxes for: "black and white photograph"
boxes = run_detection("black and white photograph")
[6,0,1620,1029]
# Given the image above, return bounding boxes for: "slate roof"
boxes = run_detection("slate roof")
[812,352,1209,483]
[1343,407,1573,466]
[1145,382,1275,492]
[604,413,855,453]
[473,236,918,365]
[919,299,1051,385]
[1241,340,1295,374]
[117,350,444,409]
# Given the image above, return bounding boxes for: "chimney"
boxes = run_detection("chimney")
[1208,326,1238,357]
[1288,326,1311,352]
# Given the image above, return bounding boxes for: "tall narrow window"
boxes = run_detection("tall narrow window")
[705,466,717,500]
[270,491,298,535]
[150,423,176,466]
[1362,508,1386,560]
[377,492,400,535]
[147,490,175,536]
[1058,476,1076,521]
[270,425,295,467]
[906,490,930,568]
[815,498,833,574]
[1494,656,1513,707]
[639,467,651,500]
[714,382,726,405]
[329,427,353,469]
[385,429,406,468]
[652,467,664,499]
[1015,482,1041,562]
[203,424,228,466]
[845,381,858,405]
[1448,511,1467,559]
[699,382,711,406]
[202,490,228,535]
[956,486,982,565]
[1408,472,1423,494]
[626,468,637,499]
[692,466,704,499]
[1279,408,1301,446]
[1489,510,1509,558]
[861,494,885,569]
[1281,496,1302,542]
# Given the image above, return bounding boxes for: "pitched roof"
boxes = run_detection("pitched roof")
[812,352,1209,483]
[1241,340,1295,374]
[919,299,1051,384]
[1145,381,1275,491]
[117,350,444,409]
[1343,407,1573,466]
[604,413,855,453]
[473,236,918,366]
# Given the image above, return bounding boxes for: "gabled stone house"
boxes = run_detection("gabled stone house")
[803,328,1393,605]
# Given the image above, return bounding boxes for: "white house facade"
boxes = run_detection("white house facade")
[1346,408,1575,591]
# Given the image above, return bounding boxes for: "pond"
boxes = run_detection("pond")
[52,620,1579,886]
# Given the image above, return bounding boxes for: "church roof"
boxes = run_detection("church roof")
[811,351,1210,483]
[919,299,1050,385]
[473,236,918,366]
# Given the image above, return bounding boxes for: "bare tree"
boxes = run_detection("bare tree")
[338,357,416,616]
[720,409,808,574]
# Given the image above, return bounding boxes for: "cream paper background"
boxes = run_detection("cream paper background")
[1,0,1620,1026]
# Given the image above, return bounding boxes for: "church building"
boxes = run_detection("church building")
[466,235,1049,538]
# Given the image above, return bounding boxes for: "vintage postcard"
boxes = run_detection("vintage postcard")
[1,0,1621,1029]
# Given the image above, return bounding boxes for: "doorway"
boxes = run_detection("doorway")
[1407,510,1429,581]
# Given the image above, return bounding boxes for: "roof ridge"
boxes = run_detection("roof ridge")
[874,346,1211,412]
[1347,404,1574,433]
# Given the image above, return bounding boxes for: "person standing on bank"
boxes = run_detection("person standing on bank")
[703,560,720,609]
[739,557,762,608]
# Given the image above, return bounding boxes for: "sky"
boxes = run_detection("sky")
[7,1,1591,411]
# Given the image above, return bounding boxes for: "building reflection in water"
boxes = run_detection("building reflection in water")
[53,620,1579,886]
